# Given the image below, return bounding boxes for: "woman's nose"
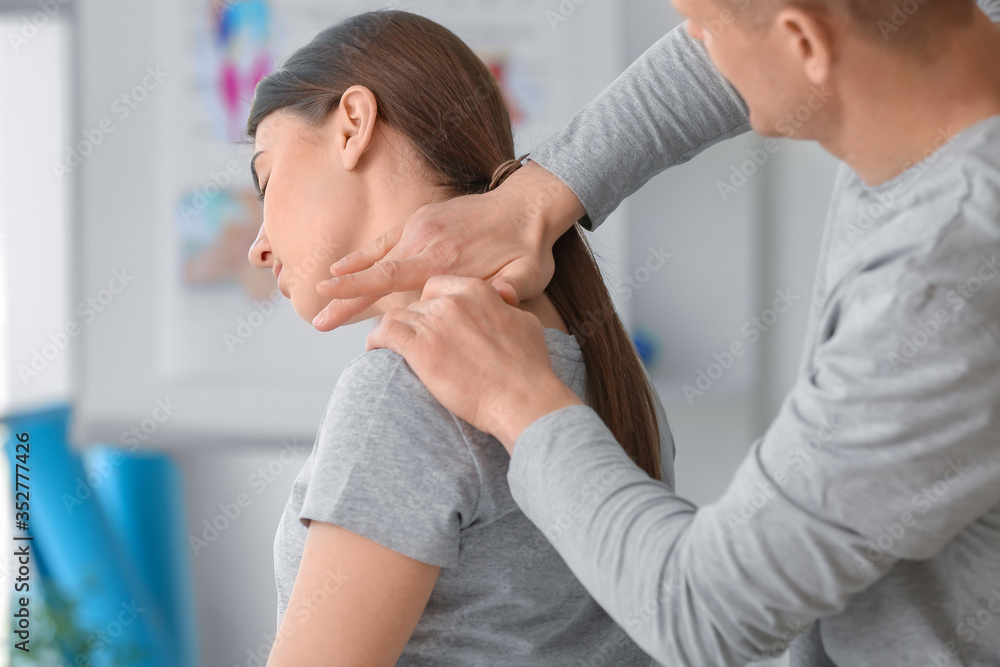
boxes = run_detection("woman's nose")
[249,223,273,268]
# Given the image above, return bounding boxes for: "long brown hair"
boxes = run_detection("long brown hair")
[245,10,662,480]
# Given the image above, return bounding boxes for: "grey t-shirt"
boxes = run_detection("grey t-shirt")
[518,3,1000,666]
[273,328,676,665]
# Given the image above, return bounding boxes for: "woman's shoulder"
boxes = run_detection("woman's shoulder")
[333,332,583,423]
[324,348,452,432]
[318,348,487,481]
[302,348,482,568]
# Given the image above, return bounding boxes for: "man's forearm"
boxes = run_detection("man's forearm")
[530,23,751,231]
[506,406,895,666]
[486,369,583,453]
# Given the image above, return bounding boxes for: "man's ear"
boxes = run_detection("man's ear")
[774,6,835,86]
[336,85,379,171]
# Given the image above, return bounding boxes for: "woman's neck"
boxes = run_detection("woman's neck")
[377,289,570,335]
[362,158,571,336]
[518,294,570,335]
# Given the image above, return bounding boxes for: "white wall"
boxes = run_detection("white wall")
[0,11,73,415]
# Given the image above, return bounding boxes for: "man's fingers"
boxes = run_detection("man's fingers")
[317,254,437,300]
[420,275,498,302]
[312,294,383,332]
[366,308,421,353]
[329,223,404,276]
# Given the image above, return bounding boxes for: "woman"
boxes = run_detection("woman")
[246,10,676,666]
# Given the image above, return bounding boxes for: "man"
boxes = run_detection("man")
[311,1,1000,664]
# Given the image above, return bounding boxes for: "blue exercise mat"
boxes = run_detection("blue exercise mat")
[3,403,197,666]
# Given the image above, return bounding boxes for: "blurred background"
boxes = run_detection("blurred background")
[0,0,838,664]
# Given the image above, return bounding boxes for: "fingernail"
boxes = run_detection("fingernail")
[331,259,346,272]
[313,310,328,327]
[319,277,338,288]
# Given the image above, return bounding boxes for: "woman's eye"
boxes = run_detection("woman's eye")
[258,184,267,203]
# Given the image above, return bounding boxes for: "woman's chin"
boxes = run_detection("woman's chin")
[287,298,322,326]
[291,302,379,328]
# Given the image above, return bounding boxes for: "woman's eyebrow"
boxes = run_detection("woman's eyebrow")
[250,151,265,193]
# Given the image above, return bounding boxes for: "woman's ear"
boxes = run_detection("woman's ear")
[336,85,379,171]
[775,7,835,86]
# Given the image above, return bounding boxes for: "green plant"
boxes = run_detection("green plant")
[10,572,147,667]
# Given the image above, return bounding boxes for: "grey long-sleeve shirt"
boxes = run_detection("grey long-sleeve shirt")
[514,4,1000,666]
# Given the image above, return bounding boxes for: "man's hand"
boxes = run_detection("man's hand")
[365,276,583,452]
[312,161,586,331]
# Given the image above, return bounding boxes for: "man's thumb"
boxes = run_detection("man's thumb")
[490,277,521,306]
[490,257,551,307]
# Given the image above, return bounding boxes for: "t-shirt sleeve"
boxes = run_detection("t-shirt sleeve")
[298,349,481,568]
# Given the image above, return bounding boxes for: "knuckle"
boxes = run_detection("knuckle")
[374,260,398,284]
[383,317,416,344]
[415,211,445,238]
[437,294,462,315]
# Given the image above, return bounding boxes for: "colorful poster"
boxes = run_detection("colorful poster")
[196,0,275,141]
